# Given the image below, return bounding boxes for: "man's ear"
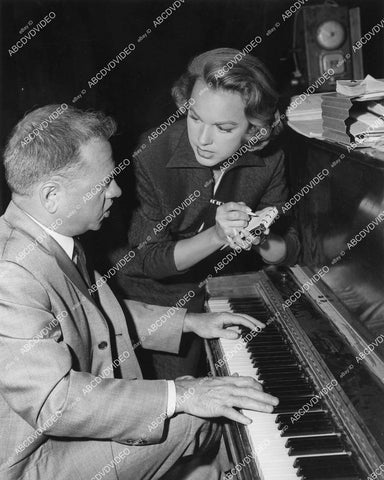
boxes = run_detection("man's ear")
[39,180,61,214]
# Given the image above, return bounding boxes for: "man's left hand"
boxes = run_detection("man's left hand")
[183,312,264,339]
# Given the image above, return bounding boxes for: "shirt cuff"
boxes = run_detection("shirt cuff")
[166,380,177,418]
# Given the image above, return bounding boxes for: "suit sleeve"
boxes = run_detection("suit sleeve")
[123,299,185,353]
[257,150,300,265]
[0,261,169,444]
[118,156,183,280]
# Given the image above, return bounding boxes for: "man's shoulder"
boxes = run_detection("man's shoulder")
[0,214,48,268]
[0,215,21,262]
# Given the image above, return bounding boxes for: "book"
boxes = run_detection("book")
[349,111,384,137]
[287,93,323,121]
[323,128,351,144]
[321,93,354,107]
[322,105,353,120]
[366,101,384,116]
[336,79,366,96]
[322,116,347,132]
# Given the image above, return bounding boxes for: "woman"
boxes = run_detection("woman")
[111,48,300,378]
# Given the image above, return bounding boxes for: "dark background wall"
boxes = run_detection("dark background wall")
[1,0,383,214]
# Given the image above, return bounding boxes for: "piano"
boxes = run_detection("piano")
[204,133,384,480]
[205,268,384,480]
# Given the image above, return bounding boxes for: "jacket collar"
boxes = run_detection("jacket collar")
[4,201,94,303]
[165,120,266,170]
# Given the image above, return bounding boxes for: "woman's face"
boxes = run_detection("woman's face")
[187,79,250,167]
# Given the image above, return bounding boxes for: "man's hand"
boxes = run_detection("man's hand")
[183,312,264,340]
[175,375,279,425]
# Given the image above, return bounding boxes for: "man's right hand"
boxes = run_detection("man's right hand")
[174,375,279,425]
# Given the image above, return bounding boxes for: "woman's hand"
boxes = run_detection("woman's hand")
[214,202,252,249]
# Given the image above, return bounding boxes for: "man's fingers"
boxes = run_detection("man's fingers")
[220,406,253,425]
[230,395,277,413]
[224,312,265,331]
[232,387,279,406]
[218,375,263,390]
[220,328,240,340]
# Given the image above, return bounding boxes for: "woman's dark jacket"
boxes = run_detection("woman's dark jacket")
[110,119,300,311]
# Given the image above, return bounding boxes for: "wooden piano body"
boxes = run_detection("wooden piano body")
[205,137,384,479]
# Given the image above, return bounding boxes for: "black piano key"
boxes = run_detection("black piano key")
[274,402,325,414]
[261,378,310,387]
[294,454,355,470]
[253,364,301,373]
[259,370,305,380]
[277,394,317,403]
[250,351,296,359]
[276,412,330,425]
[286,435,344,455]
[258,374,305,385]
[229,298,265,304]
[251,357,298,367]
[232,310,270,316]
[259,374,307,384]
[248,342,285,349]
[302,475,361,480]
[247,343,291,350]
[247,342,291,350]
[257,367,304,377]
[250,352,298,361]
[295,455,359,478]
[270,388,315,397]
[273,405,328,424]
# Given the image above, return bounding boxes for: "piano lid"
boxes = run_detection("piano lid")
[290,138,384,343]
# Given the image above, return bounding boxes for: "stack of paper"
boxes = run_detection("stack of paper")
[321,76,384,145]
[337,75,384,101]
[286,93,323,138]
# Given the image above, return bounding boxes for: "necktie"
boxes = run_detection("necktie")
[72,238,92,289]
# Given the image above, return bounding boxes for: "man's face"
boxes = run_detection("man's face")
[58,138,122,236]
[187,79,250,167]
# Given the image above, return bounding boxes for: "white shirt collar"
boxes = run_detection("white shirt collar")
[25,213,74,259]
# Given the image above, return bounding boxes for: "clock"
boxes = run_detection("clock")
[316,20,346,50]
[295,5,364,91]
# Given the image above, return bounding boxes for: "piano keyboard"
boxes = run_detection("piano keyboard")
[207,294,364,480]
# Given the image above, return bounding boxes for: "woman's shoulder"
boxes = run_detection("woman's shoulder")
[249,143,285,173]
[134,118,188,168]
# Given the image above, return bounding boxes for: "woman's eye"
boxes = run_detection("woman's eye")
[217,126,233,133]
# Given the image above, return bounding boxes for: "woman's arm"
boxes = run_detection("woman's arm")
[251,150,300,265]
[174,202,251,271]
[254,232,287,264]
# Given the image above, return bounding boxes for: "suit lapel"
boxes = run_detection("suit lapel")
[46,236,95,303]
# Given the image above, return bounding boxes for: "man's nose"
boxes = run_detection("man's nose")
[198,125,213,146]
[107,179,122,199]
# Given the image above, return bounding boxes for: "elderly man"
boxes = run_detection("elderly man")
[0,105,278,480]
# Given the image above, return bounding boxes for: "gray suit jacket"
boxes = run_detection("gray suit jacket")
[0,201,185,478]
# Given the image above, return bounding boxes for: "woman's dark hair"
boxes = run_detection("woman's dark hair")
[172,48,283,150]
